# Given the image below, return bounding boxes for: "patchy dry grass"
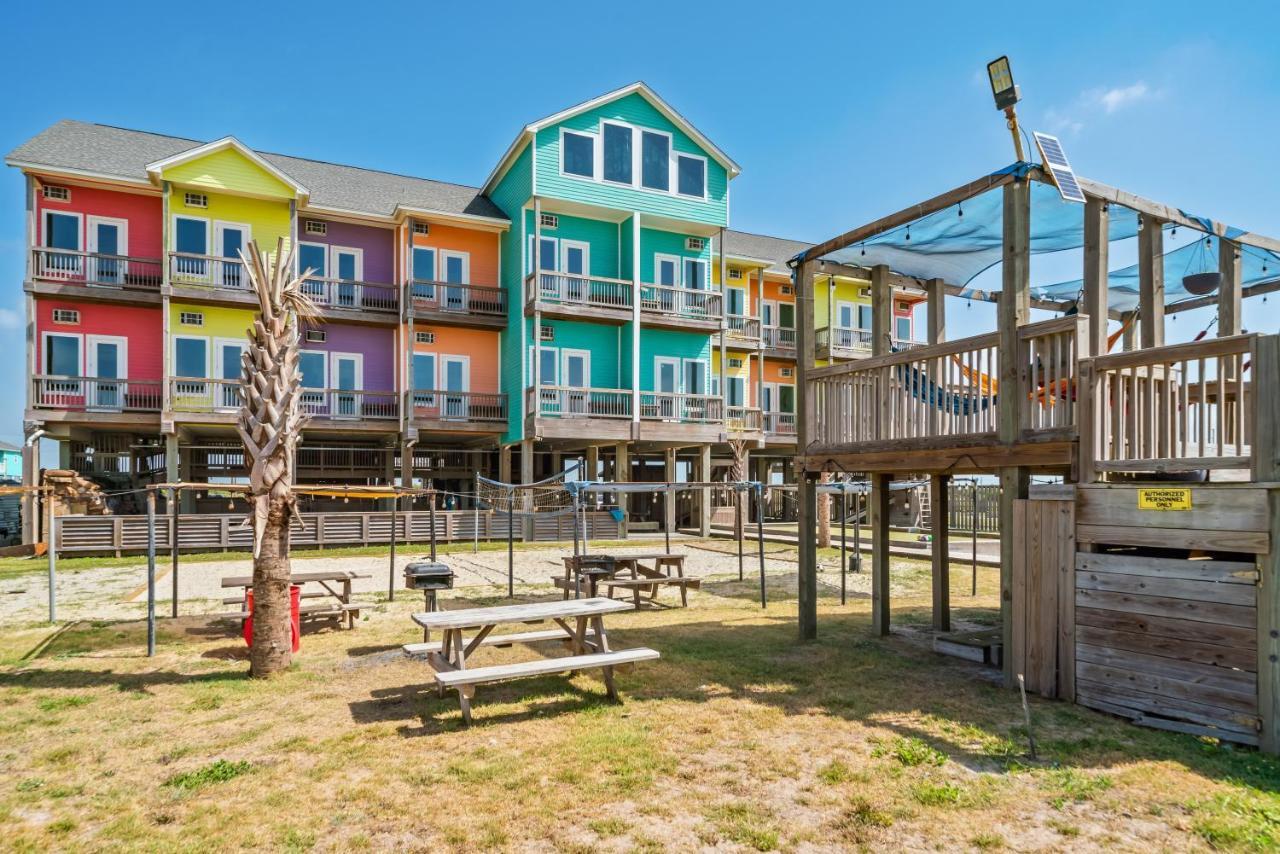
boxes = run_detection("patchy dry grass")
[0,556,1277,851]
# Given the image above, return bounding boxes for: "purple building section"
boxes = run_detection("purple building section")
[298,217,395,284]
[300,322,396,392]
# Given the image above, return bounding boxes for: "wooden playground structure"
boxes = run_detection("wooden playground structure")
[791,163,1280,751]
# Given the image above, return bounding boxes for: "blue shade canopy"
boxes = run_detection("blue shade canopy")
[815,163,1279,309]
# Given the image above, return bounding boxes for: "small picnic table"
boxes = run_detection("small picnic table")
[406,597,659,725]
[556,553,698,607]
[221,570,369,629]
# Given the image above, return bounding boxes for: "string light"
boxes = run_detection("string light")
[957,203,963,218]
[905,225,911,242]
[860,244,865,257]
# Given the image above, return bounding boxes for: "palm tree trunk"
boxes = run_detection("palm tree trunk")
[249,495,294,675]
[817,472,831,549]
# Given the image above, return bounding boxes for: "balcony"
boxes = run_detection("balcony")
[169,379,398,424]
[762,326,797,357]
[817,326,872,359]
[530,386,632,419]
[408,390,507,432]
[725,314,761,345]
[638,284,722,332]
[639,392,723,423]
[31,248,163,295]
[524,272,632,323]
[409,280,506,329]
[764,411,797,439]
[32,376,162,415]
[725,405,763,434]
[301,276,399,315]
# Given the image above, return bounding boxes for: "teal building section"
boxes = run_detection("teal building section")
[522,209,623,279]
[489,143,532,443]
[524,319,622,388]
[638,329,712,390]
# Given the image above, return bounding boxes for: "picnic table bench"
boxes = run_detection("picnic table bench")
[405,597,658,725]
[221,570,369,629]
[556,553,698,607]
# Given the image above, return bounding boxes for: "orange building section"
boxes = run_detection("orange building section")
[409,222,501,287]
[762,358,797,386]
[408,324,501,394]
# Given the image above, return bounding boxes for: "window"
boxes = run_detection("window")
[640,130,669,191]
[304,220,326,235]
[42,185,70,202]
[412,247,436,284]
[298,351,326,388]
[184,192,208,208]
[728,268,742,281]
[539,213,559,229]
[896,316,912,341]
[779,384,795,412]
[415,331,435,344]
[602,123,632,185]
[412,221,430,235]
[726,287,746,316]
[44,333,80,375]
[43,211,80,250]
[726,376,745,407]
[780,285,794,295]
[858,305,873,330]
[413,353,436,391]
[779,303,795,329]
[780,368,795,379]
[529,347,558,385]
[728,357,743,368]
[52,308,80,324]
[683,359,707,395]
[179,311,204,326]
[683,258,707,290]
[676,154,706,198]
[540,324,554,342]
[654,254,679,287]
[305,329,326,343]
[528,235,558,274]
[685,237,706,251]
[561,131,594,179]
[174,217,208,255]
[174,337,207,378]
[762,301,775,327]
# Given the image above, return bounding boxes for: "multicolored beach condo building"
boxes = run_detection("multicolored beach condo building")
[8,83,920,530]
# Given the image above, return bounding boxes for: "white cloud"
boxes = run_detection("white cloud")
[0,308,20,331]
[1044,108,1083,136]
[1094,82,1151,113]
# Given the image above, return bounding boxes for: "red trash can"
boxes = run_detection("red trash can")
[243,585,301,652]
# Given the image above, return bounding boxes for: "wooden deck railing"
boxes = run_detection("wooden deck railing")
[32,248,162,290]
[1081,333,1257,475]
[525,272,632,311]
[409,390,506,423]
[763,327,796,351]
[33,376,163,412]
[169,253,248,290]
[410,280,506,317]
[725,406,763,432]
[529,386,632,418]
[726,314,761,340]
[639,284,722,320]
[816,326,872,356]
[639,393,723,423]
[1020,315,1090,434]
[764,411,796,435]
[301,276,399,313]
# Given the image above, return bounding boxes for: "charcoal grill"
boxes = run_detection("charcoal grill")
[404,561,453,641]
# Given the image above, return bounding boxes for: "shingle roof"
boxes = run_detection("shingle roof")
[722,229,812,275]
[6,120,507,222]
[0,440,20,453]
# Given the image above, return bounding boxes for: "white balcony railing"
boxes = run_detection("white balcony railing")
[639,284,722,321]
[526,273,632,311]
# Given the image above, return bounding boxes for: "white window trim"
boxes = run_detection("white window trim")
[778,382,796,413]
[85,335,128,380]
[560,348,591,389]
[41,331,83,376]
[681,358,708,395]
[299,348,328,389]
[674,151,709,200]
[836,300,857,330]
[213,220,252,259]
[413,351,437,391]
[559,127,597,180]
[896,315,914,340]
[439,249,471,284]
[172,214,210,254]
[599,120,637,188]
[654,356,680,393]
[213,337,245,381]
[763,299,778,328]
[528,234,558,274]
[172,334,210,379]
[529,345,559,386]
[42,209,83,249]
[683,258,708,291]
[330,352,364,391]
[412,245,437,283]
[298,240,329,277]
[329,245,364,282]
[559,240,590,278]
[653,253,680,287]
[726,285,747,315]
[440,354,471,393]
[639,127,674,193]
[86,215,128,257]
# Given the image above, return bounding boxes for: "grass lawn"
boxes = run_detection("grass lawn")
[1,557,1277,851]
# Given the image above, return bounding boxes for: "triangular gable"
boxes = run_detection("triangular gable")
[483,82,740,193]
[146,137,308,201]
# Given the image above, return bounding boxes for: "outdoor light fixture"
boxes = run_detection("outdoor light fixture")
[986,55,1026,161]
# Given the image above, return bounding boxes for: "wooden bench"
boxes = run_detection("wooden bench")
[225,602,361,629]
[402,627,599,657]
[435,648,659,693]
[551,574,700,607]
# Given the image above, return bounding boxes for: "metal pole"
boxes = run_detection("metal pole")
[853,489,862,572]
[571,490,581,562]
[663,487,671,554]
[388,496,397,602]
[507,489,514,598]
[755,485,766,608]
[473,503,479,554]
[146,489,156,657]
[971,481,979,596]
[46,489,56,623]
[170,487,180,618]
[840,487,847,605]
[428,487,438,562]
[736,488,744,582]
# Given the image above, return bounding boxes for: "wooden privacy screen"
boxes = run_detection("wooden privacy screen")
[1011,498,1075,699]
[1073,484,1265,745]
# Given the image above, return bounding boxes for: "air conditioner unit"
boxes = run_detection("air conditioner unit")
[686,237,707,252]
[540,213,559,229]
[305,330,327,343]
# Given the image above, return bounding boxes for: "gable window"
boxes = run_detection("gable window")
[602,123,633,185]
[562,130,595,179]
[676,154,706,198]
[641,131,670,191]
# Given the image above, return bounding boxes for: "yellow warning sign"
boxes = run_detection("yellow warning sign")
[1138,488,1192,511]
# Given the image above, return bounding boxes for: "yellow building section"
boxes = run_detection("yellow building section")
[712,350,756,406]
[161,147,295,200]
[163,148,294,263]
[813,274,872,330]
[170,303,256,343]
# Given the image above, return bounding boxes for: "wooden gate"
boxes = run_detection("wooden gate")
[1011,497,1075,699]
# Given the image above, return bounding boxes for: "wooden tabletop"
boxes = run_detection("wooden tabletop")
[221,570,367,588]
[411,597,631,630]
[613,553,685,561]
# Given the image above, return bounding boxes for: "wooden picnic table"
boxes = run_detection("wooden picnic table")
[221,570,369,629]
[555,553,697,607]
[406,597,659,725]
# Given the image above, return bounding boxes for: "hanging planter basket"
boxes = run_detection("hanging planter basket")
[1183,272,1222,296]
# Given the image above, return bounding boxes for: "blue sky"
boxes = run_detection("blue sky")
[1,0,1277,447]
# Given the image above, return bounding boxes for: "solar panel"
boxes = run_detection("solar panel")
[1033,131,1086,204]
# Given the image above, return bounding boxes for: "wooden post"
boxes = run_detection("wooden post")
[931,474,950,632]
[388,497,397,602]
[46,488,55,623]
[795,258,818,640]
[1219,238,1243,337]
[146,489,156,657]
[170,487,180,618]
[1000,178,1032,687]
[664,449,677,536]
[871,473,891,636]
[870,265,892,357]
[1252,335,1280,754]
[926,277,945,345]
[520,438,535,541]
[616,442,631,536]
[756,485,767,609]
[1138,216,1165,348]
[1082,198,1110,357]
[696,444,711,537]
[586,445,599,481]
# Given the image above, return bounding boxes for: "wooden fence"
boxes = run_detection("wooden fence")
[947,484,1000,534]
[54,510,623,555]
